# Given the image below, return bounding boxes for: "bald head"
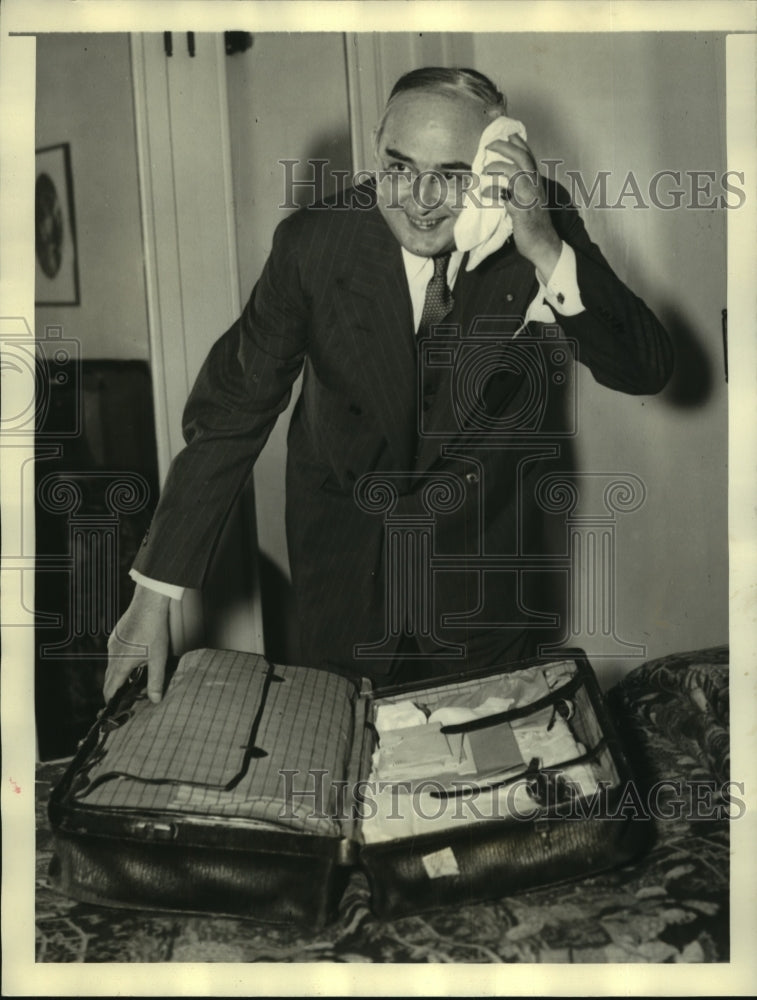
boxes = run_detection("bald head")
[373,66,507,150]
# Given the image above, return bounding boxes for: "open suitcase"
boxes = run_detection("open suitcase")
[48,648,651,926]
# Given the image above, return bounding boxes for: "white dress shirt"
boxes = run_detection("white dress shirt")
[401,239,584,333]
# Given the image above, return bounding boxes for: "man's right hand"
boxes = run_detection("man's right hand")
[104,584,171,704]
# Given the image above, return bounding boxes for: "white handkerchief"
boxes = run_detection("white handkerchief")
[454,115,527,271]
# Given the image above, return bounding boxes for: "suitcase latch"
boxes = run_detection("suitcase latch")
[133,820,178,842]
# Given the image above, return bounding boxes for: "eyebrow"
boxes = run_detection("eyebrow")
[382,146,472,172]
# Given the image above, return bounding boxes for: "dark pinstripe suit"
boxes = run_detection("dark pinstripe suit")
[132,181,673,680]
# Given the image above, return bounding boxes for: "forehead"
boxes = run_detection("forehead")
[378,89,490,166]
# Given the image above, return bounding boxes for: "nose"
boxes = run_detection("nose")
[412,171,445,213]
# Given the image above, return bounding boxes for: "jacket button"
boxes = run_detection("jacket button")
[465,471,479,484]
[348,403,362,416]
[506,293,514,302]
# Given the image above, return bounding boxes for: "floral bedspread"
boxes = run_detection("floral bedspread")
[35,645,730,963]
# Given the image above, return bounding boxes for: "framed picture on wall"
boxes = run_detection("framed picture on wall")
[35,142,80,306]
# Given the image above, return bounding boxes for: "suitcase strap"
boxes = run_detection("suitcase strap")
[428,736,609,800]
[437,671,584,735]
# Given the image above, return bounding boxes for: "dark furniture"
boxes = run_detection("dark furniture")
[35,360,159,760]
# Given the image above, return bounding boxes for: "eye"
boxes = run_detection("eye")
[385,161,411,175]
[443,170,472,185]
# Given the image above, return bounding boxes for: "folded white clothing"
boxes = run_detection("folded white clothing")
[454,114,527,272]
[427,696,514,728]
[374,700,427,734]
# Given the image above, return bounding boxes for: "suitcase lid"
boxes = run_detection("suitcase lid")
[50,650,369,848]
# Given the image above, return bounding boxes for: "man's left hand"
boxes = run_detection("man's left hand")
[482,134,562,280]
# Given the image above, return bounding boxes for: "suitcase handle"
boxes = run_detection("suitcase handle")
[223,661,279,790]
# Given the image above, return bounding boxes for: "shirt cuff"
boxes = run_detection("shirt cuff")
[537,241,585,316]
[129,568,185,601]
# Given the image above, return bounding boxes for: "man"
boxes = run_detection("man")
[104,67,673,704]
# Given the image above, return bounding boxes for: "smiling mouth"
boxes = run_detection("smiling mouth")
[405,214,446,231]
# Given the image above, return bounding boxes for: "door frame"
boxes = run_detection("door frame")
[130,32,264,656]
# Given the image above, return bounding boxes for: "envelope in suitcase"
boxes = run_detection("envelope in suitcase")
[48,648,651,925]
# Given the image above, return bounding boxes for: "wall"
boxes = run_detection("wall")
[225,33,352,651]
[470,32,729,679]
[35,33,149,360]
[33,33,156,754]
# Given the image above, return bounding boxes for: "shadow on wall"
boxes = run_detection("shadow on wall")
[258,553,301,666]
[288,131,354,209]
[257,130,350,665]
[520,96,724,415]
[658,304,721,409]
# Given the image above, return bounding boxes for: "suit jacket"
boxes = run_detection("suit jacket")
[133,181,673,678]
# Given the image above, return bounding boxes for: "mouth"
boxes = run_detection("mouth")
[404,214,447,232]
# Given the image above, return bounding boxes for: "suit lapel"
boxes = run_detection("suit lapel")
[336,210,418,469]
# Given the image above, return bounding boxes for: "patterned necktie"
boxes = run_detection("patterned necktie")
[417,253,454,338]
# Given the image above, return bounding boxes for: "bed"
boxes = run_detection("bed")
[35,645,729,963]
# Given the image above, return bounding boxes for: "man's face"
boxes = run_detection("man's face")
[374,89,489,257]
